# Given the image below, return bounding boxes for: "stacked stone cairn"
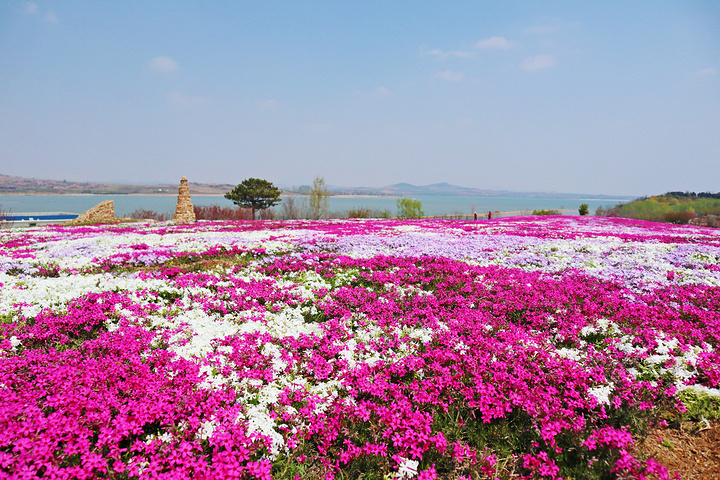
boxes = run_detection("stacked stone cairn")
[173,176,196,223]
[65,200,115,225]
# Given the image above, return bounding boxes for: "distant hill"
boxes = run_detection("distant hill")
[2,173,632,200]
[0,174,233,195]
[603,191,720,226]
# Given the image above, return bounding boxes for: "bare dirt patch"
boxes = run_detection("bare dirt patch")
[639,420,720,479]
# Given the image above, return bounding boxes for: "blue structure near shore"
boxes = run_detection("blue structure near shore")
[3,212,79,227]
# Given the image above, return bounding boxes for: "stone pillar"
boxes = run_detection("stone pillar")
[173,176,196,223]
[65,200,115,225]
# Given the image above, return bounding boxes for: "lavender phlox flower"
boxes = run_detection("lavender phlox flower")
[0,260,37,275]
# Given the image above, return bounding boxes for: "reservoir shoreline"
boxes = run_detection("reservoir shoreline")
[1,194,626,218]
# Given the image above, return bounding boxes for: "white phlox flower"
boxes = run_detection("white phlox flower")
[195,420,217,441]
[9,336,21,350]
[396,457,420,479]
[556,347,584,362]
[588,382,615,406]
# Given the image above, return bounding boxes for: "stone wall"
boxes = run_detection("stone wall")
[173,176,196,223]
[65,200,115,225]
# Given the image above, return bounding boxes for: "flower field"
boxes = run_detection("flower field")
[1,216,719,479]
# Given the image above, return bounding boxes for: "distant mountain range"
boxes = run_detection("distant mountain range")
[1,173,633,200]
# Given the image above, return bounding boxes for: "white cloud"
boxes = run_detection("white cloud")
[25,2,38,14]
[424,48,474,59]
[696,67,717,77]
[44,11,57,23]
[521,54,555,71]
[434,70,465,82]
[474,36,512,50]
[148,56,178,74]
[165,91,208,107]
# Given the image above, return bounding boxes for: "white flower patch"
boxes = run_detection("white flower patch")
[289,270,332,294]
[244,405,285,456]
[402,326,434,344]
[165,308,242,360]
[263,305,324,339]
[337,338,359,368]
[195,419,217,441]
[681,384,720,397]
[8,336,21,351]
[556,347,584,362]
[393,225,423,233]
[454,341,470,354]
[306,379,344,414]
[588,382,615,406]
[580,318,619,338]
[616,335,647,355]
[262,342,288,373]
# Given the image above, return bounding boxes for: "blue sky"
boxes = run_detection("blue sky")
[1,1,718,196]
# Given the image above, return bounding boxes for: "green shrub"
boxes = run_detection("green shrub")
[397,197,424,219]
[347,207,371,218]
[578,204,589,216]
[347,207,390,219]
[678,389,720,422]
[663,211,698,224]
[532,209,561,215]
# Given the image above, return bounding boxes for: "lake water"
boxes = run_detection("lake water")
[0,194,629,218]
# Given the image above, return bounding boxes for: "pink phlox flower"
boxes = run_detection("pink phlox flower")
[417,464,438,480]
[539,419,570,447]
[522,451,561,479]
[612,449,638,472]
[363,442,388,457]
[644,458,670,480]
[245,459,272,480]
[480,453,498,476]
[584,426,634,451]
[432,432,447,453]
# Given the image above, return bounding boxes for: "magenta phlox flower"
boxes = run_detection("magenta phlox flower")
[583,426,635,450]
[522,451,561,478]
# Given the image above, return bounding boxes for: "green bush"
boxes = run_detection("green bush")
[347,207,390,219]
[532,209,561,215]
[663,211,698,224]
[678,389,720,422]
[578,204,589,216]
[396,197,424,219]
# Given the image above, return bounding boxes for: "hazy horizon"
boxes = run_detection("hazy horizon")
[1,1,718,197]
[0,171,639,198]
